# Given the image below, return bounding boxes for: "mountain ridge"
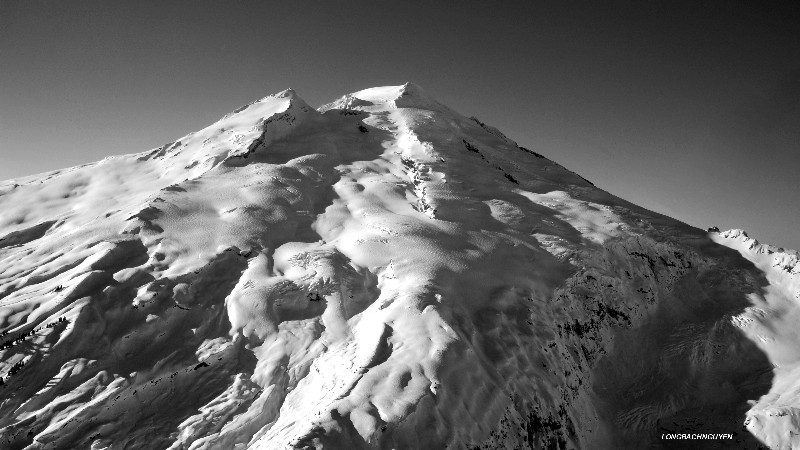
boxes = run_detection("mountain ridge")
[0,84,795,449]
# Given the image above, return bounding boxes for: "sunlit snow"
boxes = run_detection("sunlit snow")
[0,83,796,449]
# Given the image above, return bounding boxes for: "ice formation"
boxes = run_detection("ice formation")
[0,83,795,449]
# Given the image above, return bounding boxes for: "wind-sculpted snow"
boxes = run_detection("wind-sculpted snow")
[709,229,800,449]
[0,83,793,449]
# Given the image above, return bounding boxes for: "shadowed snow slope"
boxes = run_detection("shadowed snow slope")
[0,83,794,449]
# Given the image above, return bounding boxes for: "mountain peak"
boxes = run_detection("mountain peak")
[399,81,426,95]
[270,87,298,99]
[0,83,796,450]
[318,82,454,115]
[349,82,421,103]
[259,87,312,109]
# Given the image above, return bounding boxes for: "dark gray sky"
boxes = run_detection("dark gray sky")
[1,1,798,249]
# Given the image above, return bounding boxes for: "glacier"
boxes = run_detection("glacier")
[0,83,797,449]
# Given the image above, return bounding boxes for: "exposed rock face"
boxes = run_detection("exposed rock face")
[0,84,792,449]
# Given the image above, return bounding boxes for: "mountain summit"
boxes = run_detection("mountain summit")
[0,85,797,449]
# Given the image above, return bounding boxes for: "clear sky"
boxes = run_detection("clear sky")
[1,1,798,249]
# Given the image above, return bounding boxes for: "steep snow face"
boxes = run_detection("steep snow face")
[0,84,793,449]
[711,229,800,449]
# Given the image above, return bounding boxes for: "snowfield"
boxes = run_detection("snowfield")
[0,83,796,449]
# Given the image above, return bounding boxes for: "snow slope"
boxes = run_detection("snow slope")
[711,229,800,449]
[0,83,794,449]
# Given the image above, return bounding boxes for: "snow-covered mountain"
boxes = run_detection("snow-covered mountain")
[0,83,796,449]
